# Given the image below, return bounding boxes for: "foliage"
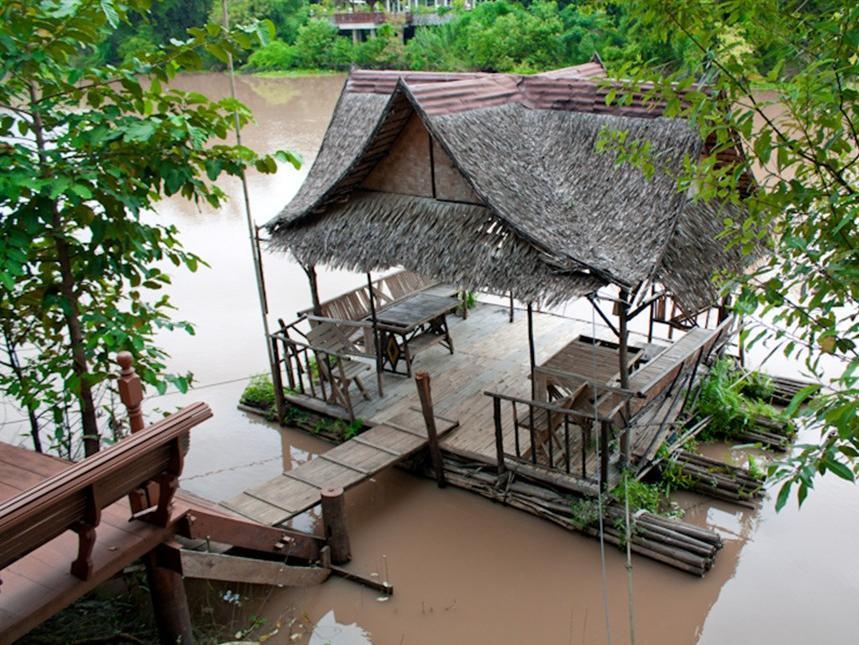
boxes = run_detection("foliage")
[695,359,789,439]
[246,39,297,71]
[605,0,858,511]
[291,18,341,68]
[569,495,605,530]
[740,368,775,401]
[240,374,277,409]
[356,24,406,69]
[612,470,666,514]
[211,0,309,44]
[0,0,294,457]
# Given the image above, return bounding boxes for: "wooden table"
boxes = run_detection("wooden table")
[535,336,641,402]
[370,292,459,376]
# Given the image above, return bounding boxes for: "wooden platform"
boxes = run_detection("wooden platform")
[278,303,681,484]
[224,407,458,525]
[0,442,231,643]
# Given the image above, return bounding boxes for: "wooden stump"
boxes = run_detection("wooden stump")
[321,487,351,564]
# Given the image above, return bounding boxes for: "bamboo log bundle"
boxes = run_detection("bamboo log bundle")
[768,375,817,406]
[665,450,765,508]
[438,454,721,576]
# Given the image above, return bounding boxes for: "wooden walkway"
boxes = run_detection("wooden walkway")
[0,442,224,643]
[224,407,458,526]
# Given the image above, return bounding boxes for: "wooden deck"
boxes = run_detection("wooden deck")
[0,442,226,643]
[224,407,458,525]
[280,303,675,478]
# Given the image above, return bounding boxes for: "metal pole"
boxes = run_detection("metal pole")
[221,0,275,372]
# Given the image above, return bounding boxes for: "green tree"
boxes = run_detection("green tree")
[292,18,340,68]
[0,0,297,456]
[606,0,858,507]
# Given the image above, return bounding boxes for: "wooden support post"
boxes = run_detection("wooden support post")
[270,336,287,423]
[414,371,447,488]
[617,289,631,467]
[599,420,611,493]
[461,289,468,319]
[509,291,515,323]
[145,544,194,645]
[493,396,506,476]
[367,273,384,397]
[527,302,536,401]
[303,264,322,316]
[321,487,351,564]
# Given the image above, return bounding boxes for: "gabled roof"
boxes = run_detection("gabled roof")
[268,60,753,310]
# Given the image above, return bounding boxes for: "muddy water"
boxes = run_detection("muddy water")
[13,73,857,643]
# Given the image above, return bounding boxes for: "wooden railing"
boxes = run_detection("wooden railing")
[485,391,621,491]
[0,402,212,585]
[270,318,373,419]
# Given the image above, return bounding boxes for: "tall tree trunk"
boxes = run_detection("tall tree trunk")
[29,83,100,457]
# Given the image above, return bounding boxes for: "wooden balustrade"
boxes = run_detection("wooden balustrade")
[485,390,616,491]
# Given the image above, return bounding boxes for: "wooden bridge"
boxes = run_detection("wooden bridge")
[225,407,457,526]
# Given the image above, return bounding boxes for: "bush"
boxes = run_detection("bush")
[356,24,405,69]
[246,39,297,70]
[240,374,276,410]
[292,18,339,68]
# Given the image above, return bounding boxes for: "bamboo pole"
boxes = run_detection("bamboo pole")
[221,0,277,390]
[527,302,536,401]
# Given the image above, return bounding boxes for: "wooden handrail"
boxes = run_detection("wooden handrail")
[533,365,645,399]
[484,390,614,424]
[0,402,212,582]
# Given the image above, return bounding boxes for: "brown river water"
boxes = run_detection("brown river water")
[4,73,857,644]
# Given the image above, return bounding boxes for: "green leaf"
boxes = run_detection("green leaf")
[775,481,792,511]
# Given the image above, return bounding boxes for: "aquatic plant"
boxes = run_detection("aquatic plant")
[612,471,666,514]
[240,374,276,410]
[694,358,790,439]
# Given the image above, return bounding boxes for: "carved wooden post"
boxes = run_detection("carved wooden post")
[414,371,447,488]
[321,487,351,564]
[117,352,144,434]
[117,352,149,513]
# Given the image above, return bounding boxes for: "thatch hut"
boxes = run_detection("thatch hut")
[264,61,757,483]
[266,60,752,314]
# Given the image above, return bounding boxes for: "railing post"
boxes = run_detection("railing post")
[117,351,144,434]
[493,395,506,476]
[270,336,287,424]
[116,352,149,513]
[414,372,447,488]
[599,420,611,493]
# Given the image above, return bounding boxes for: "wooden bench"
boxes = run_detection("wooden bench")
[0,402,212,586]
[297,269,455,324]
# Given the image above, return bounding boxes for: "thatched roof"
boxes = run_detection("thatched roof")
[267,61,753,311]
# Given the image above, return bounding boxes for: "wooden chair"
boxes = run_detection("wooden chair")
[306,320,374,420]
